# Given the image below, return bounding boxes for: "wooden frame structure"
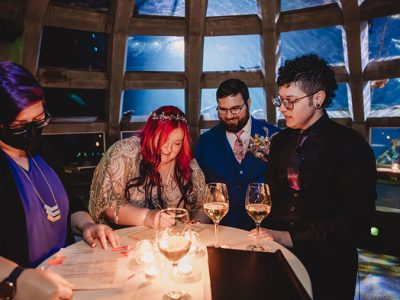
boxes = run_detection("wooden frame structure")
[1,0,400,148]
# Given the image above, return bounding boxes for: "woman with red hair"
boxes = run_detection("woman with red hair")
[89,106,207,228]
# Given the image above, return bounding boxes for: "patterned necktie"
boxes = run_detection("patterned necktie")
[233,129,245,162]
[287,133,309,190]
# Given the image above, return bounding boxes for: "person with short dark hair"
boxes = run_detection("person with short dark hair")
[0,61,119,300]
[254,54,377,299]
[196,78,280,230]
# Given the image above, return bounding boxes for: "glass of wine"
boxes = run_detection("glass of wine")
[203,182,229,247]
[157,208,192,300]
[245,183,272,251]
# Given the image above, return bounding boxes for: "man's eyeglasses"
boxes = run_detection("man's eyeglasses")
[6,112,51,135]
[272,92,317,110]
[216,103,245,115]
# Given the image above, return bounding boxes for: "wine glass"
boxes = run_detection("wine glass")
[245,183,272,251]
[157,208,192,300]
[203,182,229,247]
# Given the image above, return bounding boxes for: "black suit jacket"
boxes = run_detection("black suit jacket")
[266,114,377,299]
[0,143,84,267]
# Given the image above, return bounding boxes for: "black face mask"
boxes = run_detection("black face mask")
[0,122,44,153]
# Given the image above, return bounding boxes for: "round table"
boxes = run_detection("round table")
[44,224,313,299]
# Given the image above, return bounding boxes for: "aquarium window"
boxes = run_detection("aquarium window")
[122,89,185,121]
[40,27,107,70]
[203,35,261,72]
[126,36,184,72]
[43,88,105,119]
[281,26,344,65]
[43,133,105,170]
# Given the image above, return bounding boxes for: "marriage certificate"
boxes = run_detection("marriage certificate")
[48,247,128,290]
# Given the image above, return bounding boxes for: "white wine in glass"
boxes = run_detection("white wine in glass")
[203,182,229,247]
[245,183,272,251]
[157,208,192,300]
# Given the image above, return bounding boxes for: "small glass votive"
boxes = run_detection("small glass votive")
[144,264,160,280]
[135,240,155,265]
[177,256,193,276]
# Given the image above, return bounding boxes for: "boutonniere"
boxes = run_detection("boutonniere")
[247,127,276,162]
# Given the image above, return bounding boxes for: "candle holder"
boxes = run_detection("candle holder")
[135,239,155,265]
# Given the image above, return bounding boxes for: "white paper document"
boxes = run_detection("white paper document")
[48,248,128,290]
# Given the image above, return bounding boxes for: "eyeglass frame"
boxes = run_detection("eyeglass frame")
[3,111,51,135]
[272,92,318,110]
[216,102,246,115]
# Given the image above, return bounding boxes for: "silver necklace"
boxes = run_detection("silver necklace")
[18,156,61,222]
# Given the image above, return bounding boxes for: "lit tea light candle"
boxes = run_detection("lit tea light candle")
[135,240,155,265]
[178,257,193,275]
[144,265,159,279]
[141,251,155,264]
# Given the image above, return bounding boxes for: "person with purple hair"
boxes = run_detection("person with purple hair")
[0,61,119,300]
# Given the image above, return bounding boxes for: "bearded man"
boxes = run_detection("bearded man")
[196,79,280,230]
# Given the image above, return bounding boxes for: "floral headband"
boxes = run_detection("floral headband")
[151,111,188,124]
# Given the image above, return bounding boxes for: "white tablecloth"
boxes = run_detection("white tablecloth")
[44,224,313,299]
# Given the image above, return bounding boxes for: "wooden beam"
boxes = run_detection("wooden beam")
[129,16,185,36]
[22,0,49,74]
[105,0,135,147]
[185,0,207,146]
[0,0,23,26]
[120,122,146,131]
[43,121,107,134]
[333,65,349,83]
[44,3,109,33]
[279,3,343,32]
[199,119,219,129]
[201,71,264,88]
[37,67,108,88]
[364,58,400,81]
[360,0,400,21]
[124,72,186,89]
[366,117,400,127]
[205,15,260,36]
[258,0,280,124]
[0,0,20,20]
[341,0,367,122]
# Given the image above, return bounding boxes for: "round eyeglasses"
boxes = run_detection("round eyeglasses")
[216,103,245,115]
[272,92,317,110]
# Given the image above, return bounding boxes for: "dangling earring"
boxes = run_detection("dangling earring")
[315,103,321,109]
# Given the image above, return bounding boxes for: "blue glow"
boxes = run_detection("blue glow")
[126,36,184,71]
[370,127,400,160]
[203,35,261,72]
[281,26,344,64]
[369,14,400,59]
[207,0,257,16]
[122,89,185,118]
[281,0,335,12]
[134,0,184,17]
[327,83,349,112]
[371,78,400,111]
